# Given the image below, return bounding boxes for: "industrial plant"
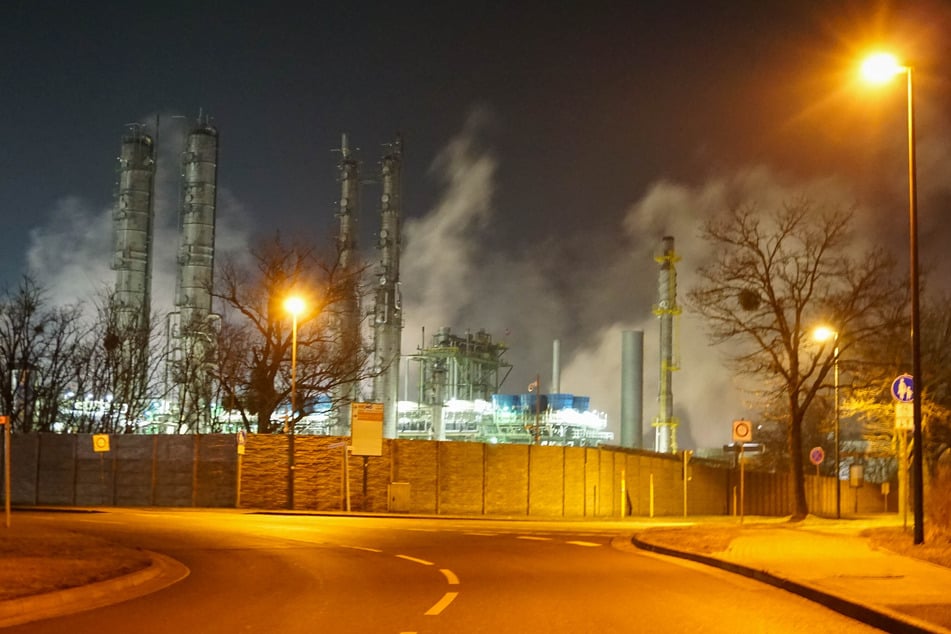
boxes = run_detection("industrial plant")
[91,117,686,450]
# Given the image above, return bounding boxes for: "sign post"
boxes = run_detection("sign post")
[731,421,753,524]
[892,375,914,530]
[350,403,384,511]
[1,416,9,528]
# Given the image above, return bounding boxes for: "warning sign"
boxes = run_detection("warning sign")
[92,434,110,453]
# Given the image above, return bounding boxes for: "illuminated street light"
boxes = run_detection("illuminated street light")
[284,295,305,509]
[813,326,840,519]
[860,52,924,544]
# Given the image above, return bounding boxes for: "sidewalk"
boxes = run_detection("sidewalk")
[633,518,951,634]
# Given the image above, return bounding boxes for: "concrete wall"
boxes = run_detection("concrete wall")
[2,433,895,518]
[7,433,236,507]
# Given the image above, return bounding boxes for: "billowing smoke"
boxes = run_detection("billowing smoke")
[401,110,571,374]
[401,112,894,449]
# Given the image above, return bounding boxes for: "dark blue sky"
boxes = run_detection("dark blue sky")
[4,1,951,446]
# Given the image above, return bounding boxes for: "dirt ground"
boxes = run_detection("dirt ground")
[0,521,151,601]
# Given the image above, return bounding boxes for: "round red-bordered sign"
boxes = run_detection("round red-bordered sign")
[809,446,825,466]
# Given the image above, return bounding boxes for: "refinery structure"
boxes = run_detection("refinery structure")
[91,116,687,450]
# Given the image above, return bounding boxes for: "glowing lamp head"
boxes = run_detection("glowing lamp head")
[284,296,305,317]
[860,52,905,84]
[812,326,837,343]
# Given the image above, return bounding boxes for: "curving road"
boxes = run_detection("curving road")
[8,510,883,633]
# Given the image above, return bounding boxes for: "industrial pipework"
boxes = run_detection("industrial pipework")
[372,135,403,438]
[653,236,681,453]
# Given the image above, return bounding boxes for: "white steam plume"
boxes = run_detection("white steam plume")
[403,110,893,450]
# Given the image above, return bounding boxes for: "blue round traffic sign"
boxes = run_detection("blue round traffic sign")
[809,446,825,466]
[891,374,914,403]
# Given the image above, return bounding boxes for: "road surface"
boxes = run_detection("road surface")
[8,510,883,633]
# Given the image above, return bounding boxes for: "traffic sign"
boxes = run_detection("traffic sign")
[891,374,914,403]
[809,446,825,466]
[0,416,8,425]
[732,419,753,443]
[895,402,914,431]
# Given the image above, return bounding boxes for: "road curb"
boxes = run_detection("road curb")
[0,550,189,628]
[630,535,946,634]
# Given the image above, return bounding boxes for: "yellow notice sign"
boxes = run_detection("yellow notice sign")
[92,434,110,453]
[351,403,384,456]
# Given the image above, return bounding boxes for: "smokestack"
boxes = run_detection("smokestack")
[620,330,644,449]
[653,236,681,453]
[373,135,403,438]
[551,339,561,394]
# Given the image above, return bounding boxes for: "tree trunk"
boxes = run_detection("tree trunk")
[789,413,809,520]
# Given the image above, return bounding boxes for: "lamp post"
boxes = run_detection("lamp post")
[861,53,924,544]
[284,295,305,509]
[814,326,840,519]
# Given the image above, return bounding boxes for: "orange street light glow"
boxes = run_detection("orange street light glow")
[284,296,305,316]
[812,326,837,343]
[860,52,905,84]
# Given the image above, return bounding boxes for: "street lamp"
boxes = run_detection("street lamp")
[284,295,305,509]
[813,326,840,519]
[860,52,925,544]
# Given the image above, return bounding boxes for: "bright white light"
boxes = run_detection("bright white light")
[860,52,905,84]
[284,295,305,316]
[812,326,837,343]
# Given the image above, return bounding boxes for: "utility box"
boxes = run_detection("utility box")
[388,482,410,513]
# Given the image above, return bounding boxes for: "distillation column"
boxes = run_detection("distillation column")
[112,125,157,413]
[333,133,361,431]
[172,118,219,428]
[653,236,681,453]
[373,136,403,438]
[113,126,156,335]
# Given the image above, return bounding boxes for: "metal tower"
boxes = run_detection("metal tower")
[653,236,681,453]
[113,125,156,335]
[170,117,219,429]
[333,133,362,431]
[372,136,403,438]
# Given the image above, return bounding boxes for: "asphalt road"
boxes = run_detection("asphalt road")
[8,510,884,633]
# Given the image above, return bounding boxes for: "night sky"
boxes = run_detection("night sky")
[4,1,951,448]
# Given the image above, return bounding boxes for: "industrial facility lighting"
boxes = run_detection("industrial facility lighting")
[859,51,924,544]
[813,326,840,519]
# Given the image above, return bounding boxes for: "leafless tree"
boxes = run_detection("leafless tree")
[0,277,89,432]
[688,199,904,519]
[212,236,372,434]
[65,291,163,433]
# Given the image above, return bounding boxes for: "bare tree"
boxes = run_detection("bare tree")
[0,277,89,432]
[65,291,163,433]
[688,200,903,519]
[212,236,372,434]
